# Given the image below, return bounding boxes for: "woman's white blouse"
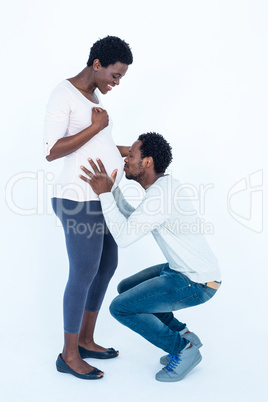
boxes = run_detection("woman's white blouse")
[43,80,124,201]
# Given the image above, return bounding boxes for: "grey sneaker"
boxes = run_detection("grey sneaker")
[160,331,203,365]
[155,345,202,382]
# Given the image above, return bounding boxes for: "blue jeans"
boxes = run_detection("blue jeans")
[110,263,218,354]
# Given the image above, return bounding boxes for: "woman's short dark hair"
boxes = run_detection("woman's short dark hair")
[138,132,173,174]
[87,36,133,67]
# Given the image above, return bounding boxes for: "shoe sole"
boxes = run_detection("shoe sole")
[79,352,118,359]
[156,354,202,382]
[79,346,119,359]
[56,364,103,380]
[56,365,68,373]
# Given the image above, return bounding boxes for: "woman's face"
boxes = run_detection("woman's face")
[94,61,128,94]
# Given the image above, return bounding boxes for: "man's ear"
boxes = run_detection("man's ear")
[93,59,101,71]
[145,156,154,169]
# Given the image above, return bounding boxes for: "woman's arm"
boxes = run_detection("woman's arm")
[117,146,130,158]
[46,108,108,162]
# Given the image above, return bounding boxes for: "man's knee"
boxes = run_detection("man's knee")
[117,280,125,294]
[117,277,132,294]
[109,295,122,318]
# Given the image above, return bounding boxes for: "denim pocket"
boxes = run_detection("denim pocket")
[171,293,203,311]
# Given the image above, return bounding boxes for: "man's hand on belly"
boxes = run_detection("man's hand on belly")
[80,158,117,195]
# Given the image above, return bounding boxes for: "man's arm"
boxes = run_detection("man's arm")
[80,157,136,218]
[99,191,167,247]
[112,187,135,218]
[80,159,168,248]
[117,146,130,157]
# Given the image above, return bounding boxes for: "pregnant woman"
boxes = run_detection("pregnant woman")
[44,36,133,380]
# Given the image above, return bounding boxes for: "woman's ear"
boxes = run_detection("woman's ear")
[93,59,101,71]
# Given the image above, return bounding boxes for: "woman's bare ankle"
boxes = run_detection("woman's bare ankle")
[61,348,80,363]
[61,352,103,375]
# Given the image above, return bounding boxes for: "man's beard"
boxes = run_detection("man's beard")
[125,171,144,182]
[125,173,137,181]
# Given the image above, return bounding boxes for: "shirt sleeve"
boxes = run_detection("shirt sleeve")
[99,189,170,248]
[43,85,71,156]
[112,187,136,218]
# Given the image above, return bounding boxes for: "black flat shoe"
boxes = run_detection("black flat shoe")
[56,354,103,380]
[78,346,119,359]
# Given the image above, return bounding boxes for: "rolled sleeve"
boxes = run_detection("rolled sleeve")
[43,85,71,156]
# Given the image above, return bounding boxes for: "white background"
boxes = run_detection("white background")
[1,0,267,401]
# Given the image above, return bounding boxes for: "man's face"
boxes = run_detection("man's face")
[124,140,145,181]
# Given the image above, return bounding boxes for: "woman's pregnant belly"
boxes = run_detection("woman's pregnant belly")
[54,131,124,201]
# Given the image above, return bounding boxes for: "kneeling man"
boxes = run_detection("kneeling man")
[80,132,221,382]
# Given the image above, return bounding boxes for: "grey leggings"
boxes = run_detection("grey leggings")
[52,197,118,334]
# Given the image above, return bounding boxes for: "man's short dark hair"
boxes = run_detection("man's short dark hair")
[87,36,133,67]
[138,132,173,174]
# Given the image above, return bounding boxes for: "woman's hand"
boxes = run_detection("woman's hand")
[91,107,109,132]
[46,108,109,162]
